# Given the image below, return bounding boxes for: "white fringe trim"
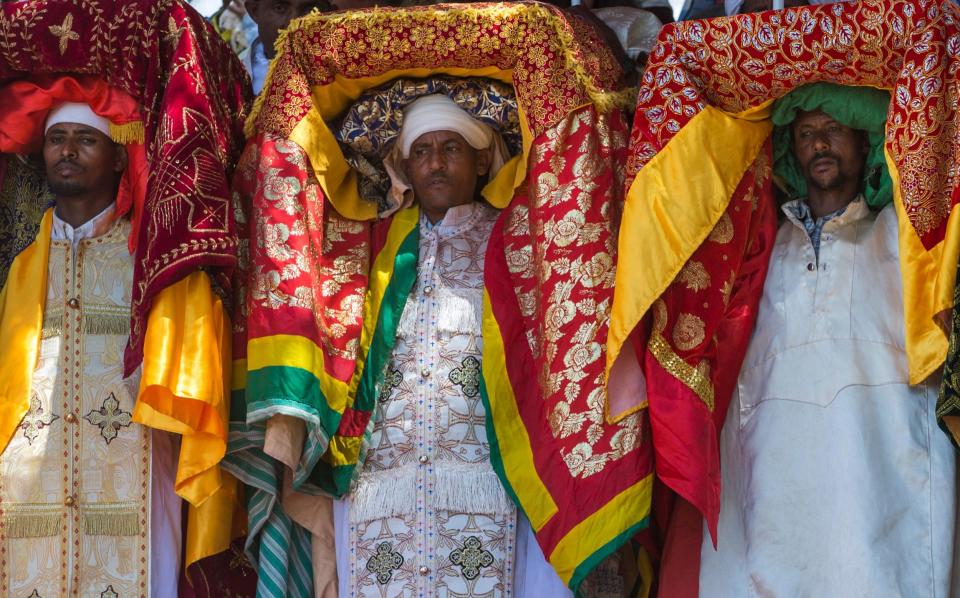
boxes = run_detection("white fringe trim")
[350,467,418,523]
[350,464,510,523]
[396,287,483,338]
[436,289,482,335]
[396,296,418,338]
[434,466,510,515]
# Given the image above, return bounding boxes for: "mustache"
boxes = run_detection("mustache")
[54,158,80,168]
[809,151,840,166]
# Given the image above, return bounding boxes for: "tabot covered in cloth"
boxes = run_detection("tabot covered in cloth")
[0,0,253,578]
[607,0,960,571]
[223,2,654,595]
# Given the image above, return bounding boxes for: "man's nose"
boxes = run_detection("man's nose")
[60,139,78,158]
[811,133,830,152]
[427,150,446,171]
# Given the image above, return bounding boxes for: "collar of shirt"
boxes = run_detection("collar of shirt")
[420,202,480,234]
[782,194,869,258]
[51,202,118,246]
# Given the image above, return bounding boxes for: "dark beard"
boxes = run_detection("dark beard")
[48,178,89,197]
[804,153,847,191]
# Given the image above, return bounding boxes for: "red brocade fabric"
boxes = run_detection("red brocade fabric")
[638,146,776,540]
[0,0,251,373]
[629,0,960,250]
[623,0,960,543]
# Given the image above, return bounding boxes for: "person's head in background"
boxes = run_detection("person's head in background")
[330,0,389,8]
[244,0,330,58]
[728,0,805,13]
[726,0,857,15]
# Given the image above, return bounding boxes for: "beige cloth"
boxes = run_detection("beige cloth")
[264,414,338,598]
[0,219,163,596]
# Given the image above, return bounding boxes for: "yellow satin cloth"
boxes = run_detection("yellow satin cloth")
[0,208,235,568]
[135,269,239,566]
[608,102,953,422]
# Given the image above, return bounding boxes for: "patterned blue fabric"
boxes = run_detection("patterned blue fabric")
[786,199,848,259]
[0,154,53,287]
[333,77,521,212]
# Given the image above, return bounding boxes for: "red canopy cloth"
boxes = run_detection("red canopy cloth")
[610,0,960,546]
[225,3,653,594]
[0,0,251,372]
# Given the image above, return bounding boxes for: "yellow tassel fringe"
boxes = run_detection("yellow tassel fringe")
[109,121,145,145]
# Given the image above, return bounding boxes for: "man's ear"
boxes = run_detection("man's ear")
[475,147,492,177]
[113,145,128,174]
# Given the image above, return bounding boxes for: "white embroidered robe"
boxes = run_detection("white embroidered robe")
[0,216,180,597]
[699,199,958,597]
[334,202,576,598]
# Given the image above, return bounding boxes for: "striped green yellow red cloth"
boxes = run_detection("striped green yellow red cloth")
[225,4,654,597]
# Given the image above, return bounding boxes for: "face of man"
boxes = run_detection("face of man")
[791,109,868,195]
[401,130,491,223]
[245,0,328,58]
[43,122,127,200]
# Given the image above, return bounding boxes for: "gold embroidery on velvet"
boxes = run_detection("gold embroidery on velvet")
[708,212,734,244]
[672,312,706,352]
[678,260,711,292]
[249,4,632,139]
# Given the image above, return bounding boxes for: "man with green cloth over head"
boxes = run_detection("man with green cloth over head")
[697,83,958,596]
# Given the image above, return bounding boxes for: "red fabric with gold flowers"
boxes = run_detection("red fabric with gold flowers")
[228,3,652,592]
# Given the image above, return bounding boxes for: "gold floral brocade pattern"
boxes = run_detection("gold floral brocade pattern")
[250,3,629,140]
[630,0,960,246]
[500,107,643,480]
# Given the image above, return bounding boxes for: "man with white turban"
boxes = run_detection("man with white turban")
[0,98,183,596]
[331,94,578,598]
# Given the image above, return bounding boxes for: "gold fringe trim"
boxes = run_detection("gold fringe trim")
[4,512,61,538]
[85,313,130,336]
[41,307,63,340]
[109,121,145,145]
[247,4,634,136]
[649,331,715,410]
[83,508,140,536]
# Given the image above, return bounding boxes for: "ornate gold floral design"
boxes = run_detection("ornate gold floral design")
[629,0,960,246]
[672,313,706,352]
[249,3,631,140]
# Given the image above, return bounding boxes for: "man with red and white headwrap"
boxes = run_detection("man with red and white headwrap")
[0,96,183,597]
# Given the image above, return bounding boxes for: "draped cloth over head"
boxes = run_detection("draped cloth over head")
[224,3,653,596]
[771,82,892,209]
[609,0,960,571]
[0,0,251,573]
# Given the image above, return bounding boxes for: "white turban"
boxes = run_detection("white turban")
[45,102,111,137]
[383,94,510,216]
